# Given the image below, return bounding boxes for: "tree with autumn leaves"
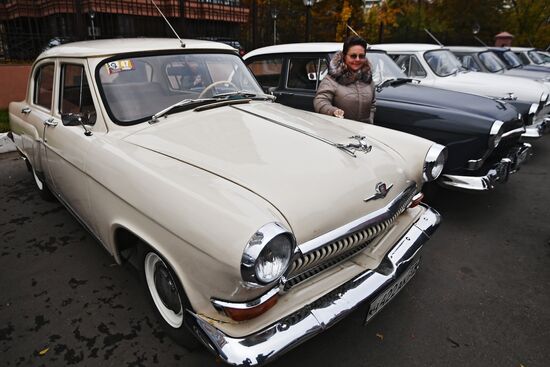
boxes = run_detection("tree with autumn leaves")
[241,0,549,50]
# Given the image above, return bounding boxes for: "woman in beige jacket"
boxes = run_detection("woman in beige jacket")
[314,36,376,124]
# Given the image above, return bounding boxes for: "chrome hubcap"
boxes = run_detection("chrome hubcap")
[144,252,183,328]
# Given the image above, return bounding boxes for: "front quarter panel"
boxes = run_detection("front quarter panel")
[84,135,290,316]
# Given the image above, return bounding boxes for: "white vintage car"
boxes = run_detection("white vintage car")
[8,38,445,366]
[511,47,550,68]
[374,43,550,138]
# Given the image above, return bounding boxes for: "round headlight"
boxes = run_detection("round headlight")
[241,223,294,286]
[255,234,292,284]
[423,144,447,182]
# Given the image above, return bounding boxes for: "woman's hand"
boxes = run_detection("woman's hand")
[333,109,345,118]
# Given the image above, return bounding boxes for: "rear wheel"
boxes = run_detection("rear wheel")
[140,246,200,349]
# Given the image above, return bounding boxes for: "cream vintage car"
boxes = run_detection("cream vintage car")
[8,38,445,366]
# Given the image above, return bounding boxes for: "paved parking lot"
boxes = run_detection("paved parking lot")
[1,137,549,367]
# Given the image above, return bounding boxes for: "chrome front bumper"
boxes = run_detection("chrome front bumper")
[184,206,441,366]
[522,119,547,139]
[439,143,531,191]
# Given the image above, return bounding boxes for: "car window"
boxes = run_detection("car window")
[424,50,462,77]
[247,57,283,88]
[516,52,530,65]
[98,53,264,124]
[59,64,96,123]
[34,63,55,110]
[287,57,324,90]
[394,54,427,78]
[478,52,505,72]
[456,54,481,71]
[502,51,522,67]
[527,50,544,64]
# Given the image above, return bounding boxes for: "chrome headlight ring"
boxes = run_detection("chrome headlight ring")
[423,144,447,182]
[241,222,295,286]
[489,120,505,148]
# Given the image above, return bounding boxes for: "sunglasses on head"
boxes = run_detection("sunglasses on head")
[347,53,366,60]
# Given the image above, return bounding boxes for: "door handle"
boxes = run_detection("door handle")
[43,118,58,127]
[21,107,31,114]
[279,92,295,97]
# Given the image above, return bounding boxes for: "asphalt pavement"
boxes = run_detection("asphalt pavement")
[1,137,549,367]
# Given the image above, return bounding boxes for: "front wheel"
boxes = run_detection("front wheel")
[141,246,200,349]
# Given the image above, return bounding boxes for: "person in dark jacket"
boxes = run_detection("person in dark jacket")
[314,36,376,123]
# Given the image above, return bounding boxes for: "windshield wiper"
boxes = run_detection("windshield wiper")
[376,78,412,92]
[211,91,276,101]
[149,98,218,123]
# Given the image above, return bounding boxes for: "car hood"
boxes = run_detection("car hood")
[429,71,548,104]
[378,82,519,122]
[123,102,418,244]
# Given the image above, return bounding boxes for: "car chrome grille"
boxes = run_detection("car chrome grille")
[284,184,416,291]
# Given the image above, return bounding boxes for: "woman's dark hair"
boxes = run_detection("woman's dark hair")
[343,36,368,55]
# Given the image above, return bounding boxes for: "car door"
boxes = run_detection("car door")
[277,55,328,111]
[42,61,98,226]
[24,61,56,184]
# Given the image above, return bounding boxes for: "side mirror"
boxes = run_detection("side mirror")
[61,112,95,136]
[61,112,96,126]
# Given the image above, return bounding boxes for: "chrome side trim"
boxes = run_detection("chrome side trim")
[185,205,441,367]
[298,183,417,254]
[440,143,531,191]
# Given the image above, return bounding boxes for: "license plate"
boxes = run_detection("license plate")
[365,258,420,324]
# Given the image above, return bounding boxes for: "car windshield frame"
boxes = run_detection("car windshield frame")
[96,50,265,126]
[478,51,505,72]
[423,49,464,77]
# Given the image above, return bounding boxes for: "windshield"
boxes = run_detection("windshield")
[479,51,505,72]
[424,50,464,77]
[527,50,545,64]
[502,51,522,67]
[98,52,264,124]
[366,52,407,83]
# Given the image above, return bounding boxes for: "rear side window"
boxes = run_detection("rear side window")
[247,57,283,88]
[34,64,55,110]
[59,64,96,123]
[287,57,327,90]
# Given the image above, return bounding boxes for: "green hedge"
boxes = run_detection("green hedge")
[0,109,9,133]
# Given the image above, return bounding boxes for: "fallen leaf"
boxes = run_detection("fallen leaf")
[376,333,384,340]
[39,347,49,356]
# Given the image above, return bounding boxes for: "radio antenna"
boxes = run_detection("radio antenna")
[424,28,443,46]
[346,24,369,46]
[150,0,185,48]
[474,36,488,47]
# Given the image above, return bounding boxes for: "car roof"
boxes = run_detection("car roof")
[510,47,536,52]
[371,43,445,52]
[37,38,235,60]
[447,46,488,53]
[244,42,342,59]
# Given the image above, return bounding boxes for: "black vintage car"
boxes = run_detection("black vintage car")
[244,43,531,191]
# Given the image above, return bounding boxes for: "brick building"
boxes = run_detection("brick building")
[0,0,249,60]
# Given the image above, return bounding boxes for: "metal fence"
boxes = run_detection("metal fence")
[0,0,249,61]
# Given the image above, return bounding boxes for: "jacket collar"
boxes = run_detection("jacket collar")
[329,51,373,86]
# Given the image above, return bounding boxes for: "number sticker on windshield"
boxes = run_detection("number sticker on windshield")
[106,60,135,74]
